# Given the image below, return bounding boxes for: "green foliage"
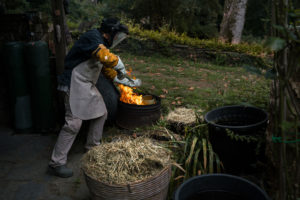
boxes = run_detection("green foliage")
[268,1,300,199]
[225,129,265,156]
[3,0,30,13]
[68,0,103,31]
[3,0,51,16]
[167,124,223,198]
[127,22,271,56]
[244,0,271,37]
[100,0,222,39]
[171,0,222,38]
[264,37,286,51]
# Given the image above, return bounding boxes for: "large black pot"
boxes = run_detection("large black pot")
[116,95,161,129]
[175,174,271,200]
[204,105,268,172]
[96,74,120,124]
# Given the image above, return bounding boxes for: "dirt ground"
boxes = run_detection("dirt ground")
[0,126,90,200]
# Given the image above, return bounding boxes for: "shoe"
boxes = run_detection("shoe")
[48,165,73,178]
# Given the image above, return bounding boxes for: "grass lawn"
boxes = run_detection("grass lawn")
[118,52,271,115]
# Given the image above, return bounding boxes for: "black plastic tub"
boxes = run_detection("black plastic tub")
[204,105,268,172]
[174,174,271,200]
[116,95,161,129]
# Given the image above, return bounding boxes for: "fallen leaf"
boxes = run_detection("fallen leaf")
[150,85,155,90]
[188,87,195,91]
[159,94,166,98]
[177,67,184,72]
[242,75,248,80]
[171,101,176,105]
[177,101,182,105]
[162,89,168,94]
[175,97,182,100]
[132,133,137,138]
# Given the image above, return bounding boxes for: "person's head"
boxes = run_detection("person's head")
[99,18,129,48]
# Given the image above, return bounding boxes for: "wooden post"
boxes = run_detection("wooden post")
[51,0,67,75]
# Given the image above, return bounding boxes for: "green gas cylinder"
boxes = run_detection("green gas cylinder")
[4,42,32,130]
[24,41,54,131]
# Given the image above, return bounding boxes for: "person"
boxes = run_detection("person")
[48,18,141,178]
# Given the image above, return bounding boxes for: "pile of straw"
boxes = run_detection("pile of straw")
[81,137,171,185]
[166,107,196,124]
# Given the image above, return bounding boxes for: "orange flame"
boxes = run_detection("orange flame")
[118,84,145,105]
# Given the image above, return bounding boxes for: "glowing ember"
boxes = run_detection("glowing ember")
[118,84,145,105]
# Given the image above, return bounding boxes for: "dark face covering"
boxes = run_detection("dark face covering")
[99,18,129,48]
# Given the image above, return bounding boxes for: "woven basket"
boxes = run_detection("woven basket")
[84,166,171,200]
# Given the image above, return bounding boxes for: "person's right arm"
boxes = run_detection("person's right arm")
[92,44,141,87]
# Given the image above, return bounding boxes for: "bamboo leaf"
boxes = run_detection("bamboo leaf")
[197,163,204,176]
[185,137,198,179]
[185,137,198,166]
[208,141,214,173]
[168,141,186,144]
[164,127,176,141]
[184,137,190,156]
[172,162,186,173]
[202,138,207,172]
[193,148,201,176]
[215,153,222,173]
[174,175,185,181]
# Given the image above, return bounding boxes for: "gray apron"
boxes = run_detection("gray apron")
[69,58,107,120]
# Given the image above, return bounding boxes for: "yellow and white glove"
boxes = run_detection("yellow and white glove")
[93,44,142,87]
[114,76,142,87]
[113,57,126,76]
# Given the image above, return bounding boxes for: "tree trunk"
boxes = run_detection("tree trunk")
[51,0,67,75]
[219,0,248,44]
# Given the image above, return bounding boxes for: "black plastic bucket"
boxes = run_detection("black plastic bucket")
[204,105,268,172]
[174,174,271,200]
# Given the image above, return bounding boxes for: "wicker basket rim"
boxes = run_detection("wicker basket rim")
[82,165,171,187]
